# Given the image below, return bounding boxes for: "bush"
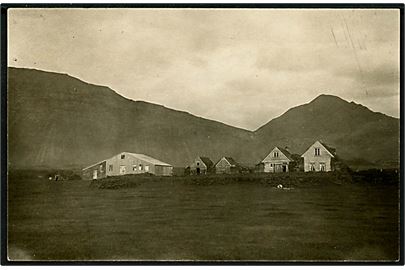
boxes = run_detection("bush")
[351,169,399,185]
[87,169,397,190]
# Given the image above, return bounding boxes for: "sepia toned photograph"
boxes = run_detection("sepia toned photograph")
[3,5,403,263]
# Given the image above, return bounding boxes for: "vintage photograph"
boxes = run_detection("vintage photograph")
[4,6,402,263]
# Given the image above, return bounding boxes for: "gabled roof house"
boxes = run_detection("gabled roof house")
[301,141,336,172]
[189,156,214,175]
[261,146,299,173]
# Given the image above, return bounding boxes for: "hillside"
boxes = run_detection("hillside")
[254,95,400,168]
[8,68,400,170]
[8,67,256,169]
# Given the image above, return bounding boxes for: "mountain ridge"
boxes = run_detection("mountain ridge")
[255,94,397,132]
[8,67,253,133]
[7,67,399,169]
[253,91,399,168]
[7,67,256,168]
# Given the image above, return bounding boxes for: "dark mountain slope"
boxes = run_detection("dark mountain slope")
[8,68,399,170]
[254,94,399,167]
[8,67,255,169]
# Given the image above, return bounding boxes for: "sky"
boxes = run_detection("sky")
[8,8,400,130]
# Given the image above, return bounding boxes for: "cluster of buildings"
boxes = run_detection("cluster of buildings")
[257,141,338,173]
[82,140,339,180]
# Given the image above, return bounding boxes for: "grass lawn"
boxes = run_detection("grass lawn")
[7,172,400,261]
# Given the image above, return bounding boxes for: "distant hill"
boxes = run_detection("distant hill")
[8,67,256,169]
[254,94,400,169]
[7,67,400,170]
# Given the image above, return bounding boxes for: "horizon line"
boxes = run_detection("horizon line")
[7,65,400,132]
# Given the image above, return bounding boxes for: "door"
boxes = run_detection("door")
[93,170,98,180]
[196,167,200,175]
[119,165,126,175]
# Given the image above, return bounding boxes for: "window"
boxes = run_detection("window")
[320,163,326,171]
[99,164,103,172]
[139,164,143,171]
[133,165,137,171]
[274,151,279,158]
[270,164,273,167]
[197,162,200,166]
[314,148,320,156]
[145,165,149,172]
[108,165,113,171]
[121,154,125,159]
[310,163,316,171]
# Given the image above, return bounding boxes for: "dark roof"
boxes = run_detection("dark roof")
[319,141,337,156]
[274,147,303,162]
[215,156,239,167]
[255,162,264,167]
[214,156,248,169]
[215,157,249,170]
[224,157,240,167]
[277,147,293,160]
[199,156,214,169]
[290,153,303,161]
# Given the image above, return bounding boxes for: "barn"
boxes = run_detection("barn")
[82,152,173,180]
[301,141,336,172]
[214,156,245,174]
[189,156,214,175]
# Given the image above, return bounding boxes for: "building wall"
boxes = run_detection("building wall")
[106,153,173,176]
[105,153,158,176]
[215,158,241,174]
[302,143,333,172]
[83,153,173,179]
[263,162,289,173]
[215,158,231,174]
[262,147,291,173]
[189,157,208,175]
[155,165,173,176]
[82,161,107,180]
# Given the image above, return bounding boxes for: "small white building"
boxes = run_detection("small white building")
[301,141,335,172]
[82,152,173,179]
[189,156,214,175]
[261,146,294,173]
[214,157,244,174]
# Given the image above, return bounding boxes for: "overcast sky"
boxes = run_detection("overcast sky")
[8,8,400,130]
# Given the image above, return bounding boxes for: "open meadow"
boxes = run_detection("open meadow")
[7,171,400,261]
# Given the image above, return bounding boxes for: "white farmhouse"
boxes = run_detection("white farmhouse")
[301,141,336,172]
[262,146,295,173]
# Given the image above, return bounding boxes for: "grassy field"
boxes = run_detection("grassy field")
[7,171,400,261]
